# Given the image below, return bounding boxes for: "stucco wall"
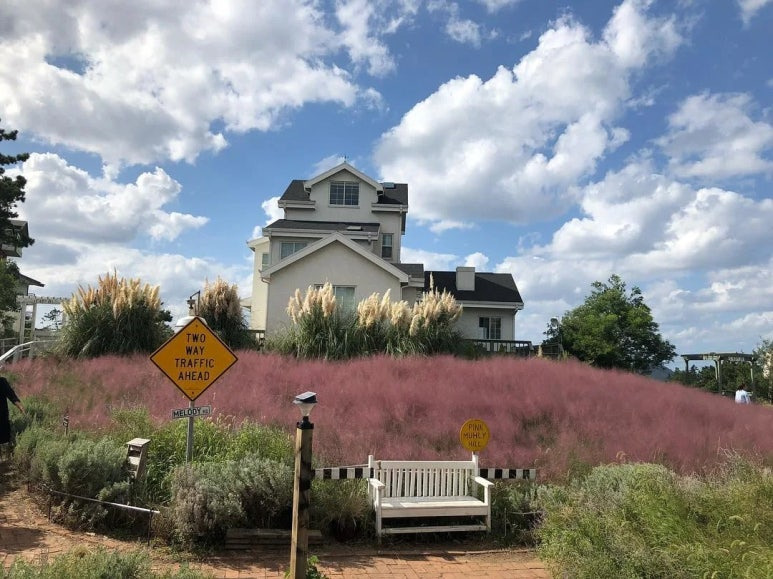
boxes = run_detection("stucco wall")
[265,241,403,335]
[455,306,516,340]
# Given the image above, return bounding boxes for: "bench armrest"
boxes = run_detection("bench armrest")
[368,478,385,507]
[472,476,493,505]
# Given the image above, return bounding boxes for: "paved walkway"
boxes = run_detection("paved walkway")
[0,469,550,578]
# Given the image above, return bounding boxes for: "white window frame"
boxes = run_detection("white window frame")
[280,241,307,259]
[479,317,502,340]
[381,233,393,259]
[329,181,359,206]
[261,252,270,269]
[314,284,356,313]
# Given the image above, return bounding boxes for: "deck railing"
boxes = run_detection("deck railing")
[465,339,533,357]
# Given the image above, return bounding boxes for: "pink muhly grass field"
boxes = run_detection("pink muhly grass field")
[11,352,772,479]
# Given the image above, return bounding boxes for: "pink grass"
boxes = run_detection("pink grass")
[11,353,773,479]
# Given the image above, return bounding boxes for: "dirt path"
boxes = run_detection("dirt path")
[0,467,550,578]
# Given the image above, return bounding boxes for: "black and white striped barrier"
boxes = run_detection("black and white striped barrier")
[313,467,537,480]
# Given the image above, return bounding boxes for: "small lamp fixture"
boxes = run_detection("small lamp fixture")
[293,391,317,426]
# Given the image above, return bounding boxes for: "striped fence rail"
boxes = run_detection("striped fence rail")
[313,466,537,481]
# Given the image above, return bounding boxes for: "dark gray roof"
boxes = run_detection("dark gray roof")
[394,263,425,277]
[425,271,523,304]
[263,220,381,234]
[279,179,408,206]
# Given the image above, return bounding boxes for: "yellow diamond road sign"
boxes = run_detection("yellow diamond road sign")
[150,317,238,401]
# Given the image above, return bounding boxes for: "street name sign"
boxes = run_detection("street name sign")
[150,317,238,401]
[172,405,212,419]
[459,418,490,452]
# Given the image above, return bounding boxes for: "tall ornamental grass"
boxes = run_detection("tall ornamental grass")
[57,271,170,358]
[271,283,462,359]
[9,354,773,480]
[198,277,255,350]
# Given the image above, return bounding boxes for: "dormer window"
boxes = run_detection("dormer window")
[330,181,359,206]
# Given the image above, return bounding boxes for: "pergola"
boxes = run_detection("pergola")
[16,294,69,343]
[680,352,757,393]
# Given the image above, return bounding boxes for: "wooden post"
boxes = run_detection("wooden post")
[186,400,195,462]
[290,418,314,579]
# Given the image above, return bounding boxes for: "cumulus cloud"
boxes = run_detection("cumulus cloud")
[657,93,773,179]
[401,247,458,270]
[737,0,772,24]
[17,153,207,244]
[375,0,682,228]
[0,0,392,166]
[427,0,496,47]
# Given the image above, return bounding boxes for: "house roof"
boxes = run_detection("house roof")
[279,177,408,207]
[17,271,44,287]
[425,271,523,305]
[262,232,410,283]
[263,219,381,235]
[305,162,383,192]
[394,263,425,277]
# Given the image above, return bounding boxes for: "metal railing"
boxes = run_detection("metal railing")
[465,339,533,357]
[0,339,57,365]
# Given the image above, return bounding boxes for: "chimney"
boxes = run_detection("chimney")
[456,266,475,291]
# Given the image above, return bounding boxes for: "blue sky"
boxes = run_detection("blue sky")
[1,0,771,362]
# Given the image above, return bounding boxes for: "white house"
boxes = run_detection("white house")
[246,163,525,341]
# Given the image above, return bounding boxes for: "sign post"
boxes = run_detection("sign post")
[150,317,238,461]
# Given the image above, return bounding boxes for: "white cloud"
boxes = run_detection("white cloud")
[464,252,490,269]
[261,197,283,226]
[335,0,396,76]
[657,92,773,179]
[16,153,207,245]
[427,0,496,47]
[0,0,382,166]
[401,247,458,270]
[476,0,521,12]
[375,0,682,228]
[737,0,772,24]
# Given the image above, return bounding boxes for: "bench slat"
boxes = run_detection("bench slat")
[381,524,487,535]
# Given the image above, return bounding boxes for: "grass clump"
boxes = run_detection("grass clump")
[270,283,463,360]
[536,458,773,578]
[0,546,211,578]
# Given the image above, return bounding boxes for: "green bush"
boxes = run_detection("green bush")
[169,454,295,545]
[536,460,773,578]
[0,545,211,578]
[311,479,371,541]
[169,462,245,546]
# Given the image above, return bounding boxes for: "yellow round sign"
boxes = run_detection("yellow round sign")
[459,418,490,452]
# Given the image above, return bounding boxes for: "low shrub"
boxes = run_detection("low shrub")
[536,458,773,578]
[311,479,372,541]
[169,454,294,545]
[0,545,211,578]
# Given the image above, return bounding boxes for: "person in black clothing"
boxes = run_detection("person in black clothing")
[1,375,26,457]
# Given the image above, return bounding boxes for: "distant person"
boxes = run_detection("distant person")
[1,374,26,458]
[735,385,751,404]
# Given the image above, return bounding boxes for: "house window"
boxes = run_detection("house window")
[280,241,307,259]
[479,317,502,340]
[261,252,269,269]
[315,284,356,313]
[381,233,393,259]
[330,182,359,206]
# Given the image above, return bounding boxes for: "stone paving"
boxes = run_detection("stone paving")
[0,469,550,578]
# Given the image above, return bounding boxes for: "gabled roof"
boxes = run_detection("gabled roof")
[263,220,381,235]
[278,173,408,206]
[305,162,382,192]
[425,271,523,305]
[394,263,425,278]
[262,232,410,283]
[17,272,44,288]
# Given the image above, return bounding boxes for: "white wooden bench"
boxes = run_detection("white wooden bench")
[367,455,493,539]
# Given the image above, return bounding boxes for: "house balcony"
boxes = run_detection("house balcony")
[464,339,533,357]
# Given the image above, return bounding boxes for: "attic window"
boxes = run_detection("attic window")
[330,182,359,206]
[346,225,362,231]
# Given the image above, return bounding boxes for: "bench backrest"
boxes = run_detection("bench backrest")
[369,458,476,498]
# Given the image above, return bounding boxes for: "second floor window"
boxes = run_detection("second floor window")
[261,252,270,269]
[381,233,393,259]
[280,241,307,259]
[330,181,359,206]
[479,317,502,340]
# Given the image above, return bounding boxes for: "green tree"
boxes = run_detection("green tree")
[0,259,21,335]
[559,274,676,373]
[0,120,34,250]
